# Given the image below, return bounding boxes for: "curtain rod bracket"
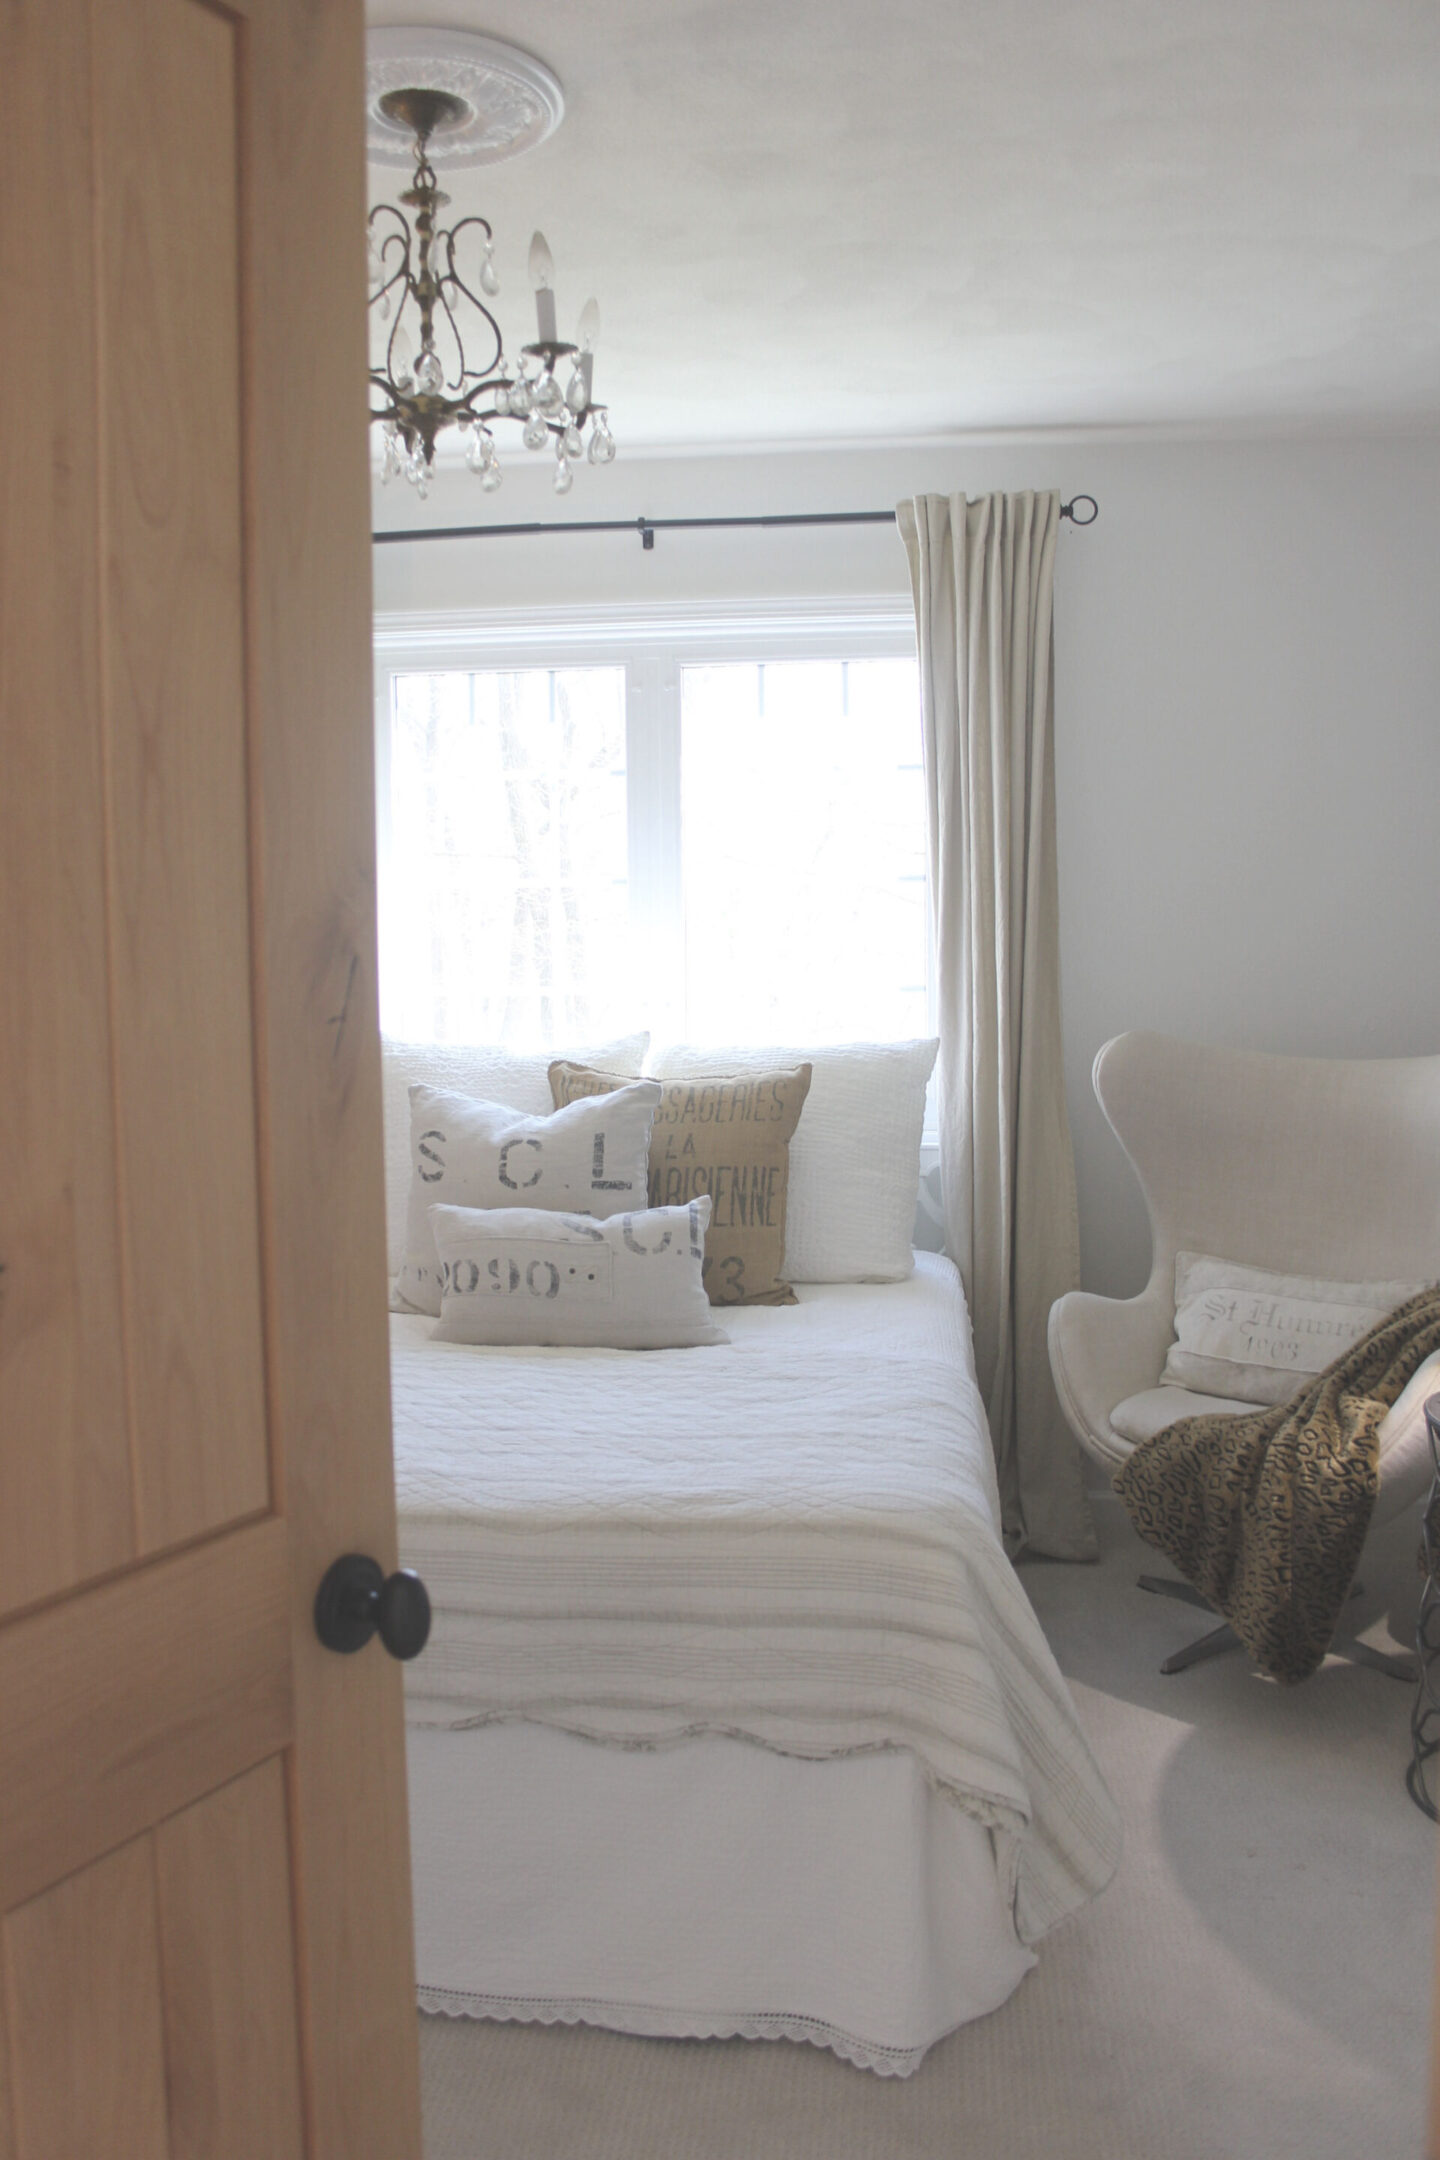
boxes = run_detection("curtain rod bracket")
[638,518,655,550]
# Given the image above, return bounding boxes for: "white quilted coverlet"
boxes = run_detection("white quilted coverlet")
[392,1254,1121,1943]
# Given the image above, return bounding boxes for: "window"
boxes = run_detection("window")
[382,665,630,1045]
[679,659,928,1045]
[375,602,931,1062]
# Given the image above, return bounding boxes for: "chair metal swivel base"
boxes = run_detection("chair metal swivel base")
[1136,1574,1418,1681]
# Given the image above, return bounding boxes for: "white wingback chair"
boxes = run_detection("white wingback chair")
[1049,1032,1440,1672]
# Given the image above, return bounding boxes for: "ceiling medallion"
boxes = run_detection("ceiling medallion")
[366,28,564,168]
[365,30,614,498]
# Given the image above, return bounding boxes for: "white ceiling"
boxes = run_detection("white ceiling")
[364,0,1440,451]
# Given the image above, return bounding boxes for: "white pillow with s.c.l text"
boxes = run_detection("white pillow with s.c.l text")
[381,1034,649,1278]
[396,1080,661,1317]
[429,1196,727,1350]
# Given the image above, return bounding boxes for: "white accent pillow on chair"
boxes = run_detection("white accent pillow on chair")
[397,1081,661,1316]
[1159,1252,1429,1408]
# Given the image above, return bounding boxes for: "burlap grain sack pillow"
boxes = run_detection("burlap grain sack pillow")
[550,1060,812,1306]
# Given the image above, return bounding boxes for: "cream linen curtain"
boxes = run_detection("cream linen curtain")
[897,491,1095,1561]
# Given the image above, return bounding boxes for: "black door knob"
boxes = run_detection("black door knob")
[314,1554,431,1660]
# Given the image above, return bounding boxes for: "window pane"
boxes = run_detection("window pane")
[680,658,929,1044]
[382,666,630,1045]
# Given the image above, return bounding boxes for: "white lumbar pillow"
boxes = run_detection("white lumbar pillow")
[381,1034,649,1278]
[397,1080,661,1317]
[1160,1252,1430,1408]
[647,1039,938,1283]
[429,1197,728,1350]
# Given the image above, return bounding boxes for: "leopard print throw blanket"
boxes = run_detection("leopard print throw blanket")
[1114,1286,1440,1683]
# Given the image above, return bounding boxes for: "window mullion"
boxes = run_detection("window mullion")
[624,649,684,1047]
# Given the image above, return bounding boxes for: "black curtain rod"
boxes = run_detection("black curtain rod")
[371,496,1099,551]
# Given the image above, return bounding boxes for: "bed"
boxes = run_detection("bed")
[392,1251,1121,2075]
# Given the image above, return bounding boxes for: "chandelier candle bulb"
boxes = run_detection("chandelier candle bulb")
[575,299,599,410]
[529,231,558,343]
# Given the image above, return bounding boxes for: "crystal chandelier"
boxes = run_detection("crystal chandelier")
[368,85,615,499]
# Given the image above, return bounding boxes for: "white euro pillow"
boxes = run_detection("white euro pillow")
[430,1197,727,1350]
[381,1034,648,1276]
[647,1039,938,1283]
[1160,1252,1430,1408]
[397,1080,661,1316]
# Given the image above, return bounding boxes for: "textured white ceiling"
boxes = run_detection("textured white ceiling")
[364,0,1440,449]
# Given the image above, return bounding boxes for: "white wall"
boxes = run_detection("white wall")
[373,431,1440,1297]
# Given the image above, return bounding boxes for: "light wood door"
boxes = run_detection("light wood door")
[0,0,421,2153]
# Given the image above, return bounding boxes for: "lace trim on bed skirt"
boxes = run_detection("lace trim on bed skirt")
[415,1983,931,2078]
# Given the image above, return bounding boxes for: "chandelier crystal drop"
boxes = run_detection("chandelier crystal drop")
[368,85,615,496]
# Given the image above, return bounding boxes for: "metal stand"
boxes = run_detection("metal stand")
[1138,1571,1414,1681]
[1406,1397,1440,1819]
[1137,1573,1241,1674]
[1345,1639,1419,1684]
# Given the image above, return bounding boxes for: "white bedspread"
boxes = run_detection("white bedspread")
[392,1255,1121,1944]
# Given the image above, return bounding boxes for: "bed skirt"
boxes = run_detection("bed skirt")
[408,1722,1037,2077]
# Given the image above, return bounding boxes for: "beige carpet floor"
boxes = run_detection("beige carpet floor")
[419,1492,1435,2160]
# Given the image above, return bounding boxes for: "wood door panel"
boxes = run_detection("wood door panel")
[0,0,134,1618]
[154,1758,305,2160]
[5,1838,171,2160]
[0,1517,290,1911]
[1,0,422,2148]
[92,0,269,1555]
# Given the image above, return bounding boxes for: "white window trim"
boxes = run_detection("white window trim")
[373,593,917,664]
